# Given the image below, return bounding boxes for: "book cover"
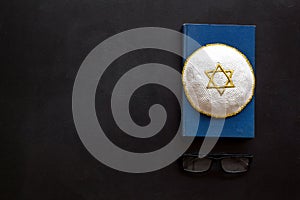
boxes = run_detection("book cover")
[182,24,255,138]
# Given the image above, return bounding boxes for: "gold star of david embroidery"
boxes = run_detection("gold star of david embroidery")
[205,63,235,96]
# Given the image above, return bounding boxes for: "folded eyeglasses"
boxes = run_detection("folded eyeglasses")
[181,153,253,174]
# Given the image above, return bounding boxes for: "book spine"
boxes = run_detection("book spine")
[182,24,187,136]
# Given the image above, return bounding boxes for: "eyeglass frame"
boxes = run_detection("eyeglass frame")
[181,153,253,174]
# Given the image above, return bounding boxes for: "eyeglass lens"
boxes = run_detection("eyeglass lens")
[221,157,250,173]
[182,157,212,172]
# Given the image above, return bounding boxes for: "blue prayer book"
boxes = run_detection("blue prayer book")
[182,24,255,138]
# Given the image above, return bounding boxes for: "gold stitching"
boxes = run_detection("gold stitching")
[205,63,235,96]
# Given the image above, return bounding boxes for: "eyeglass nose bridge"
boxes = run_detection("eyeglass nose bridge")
[206,158,224,172]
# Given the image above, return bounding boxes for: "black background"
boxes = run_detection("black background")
[2,0,300,199]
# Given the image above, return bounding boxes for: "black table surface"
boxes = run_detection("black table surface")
[2,0,300,199]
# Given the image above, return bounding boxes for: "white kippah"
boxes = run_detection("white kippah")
[182,43,255,118]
